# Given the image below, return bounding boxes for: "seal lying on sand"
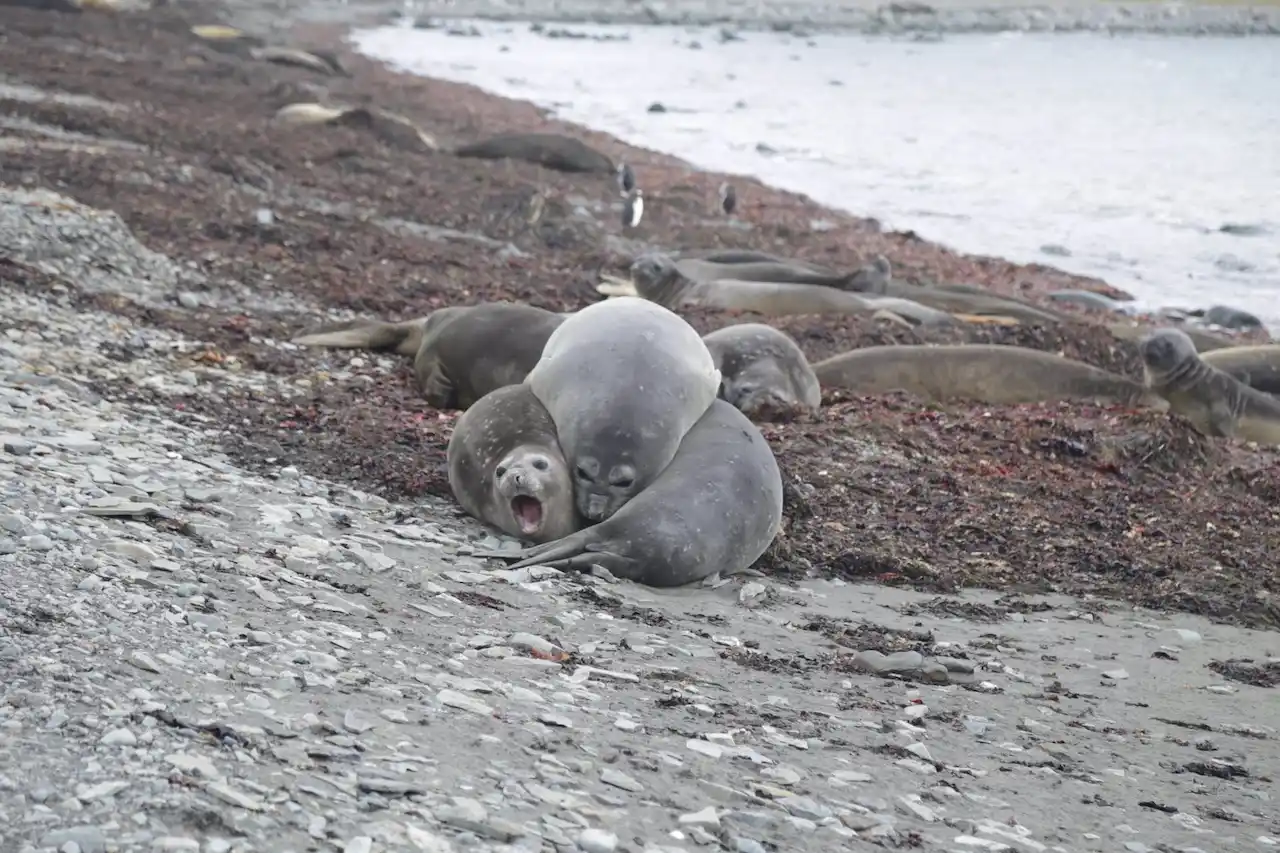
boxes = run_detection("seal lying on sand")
[672,257,861,289]
[476,399,783,587]
[1201,345,1280,395]
[453,132,614,174]
[272,102,438,153]
[292,302,565,410]
[680,249,831,271]
[703,324,821,416]
[813,344,1165,407]
[1139,329,1280,444]
[446,384,580,544]
[619,254,955,326]
[527,296,720,522]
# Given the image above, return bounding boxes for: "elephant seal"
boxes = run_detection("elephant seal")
[673,256,864,289]
[703,323,821,416]
[292,302,565,410]
[1200,305,1265,332]
[814,344,1166,408]
[680,249,830,270]
[1047,290,1131,315]
[1201,345,1280,395]
[271,103,438,152]
[1139,329,1280,444]
[476,399,783,587]
[526,296,720,522]
[452,132,614,174]
[627,254,952,325]
[1107,321,1234,353]
[447,384,580,544]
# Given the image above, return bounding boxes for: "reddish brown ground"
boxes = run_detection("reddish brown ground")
[2,4,1277,629]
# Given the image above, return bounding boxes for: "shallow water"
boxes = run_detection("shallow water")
[353,21,1280,330]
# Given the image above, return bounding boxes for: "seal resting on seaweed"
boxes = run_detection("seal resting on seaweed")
[447,384,580,544]
[476,399,783,587]
[702,323,821,417]
[813,344,1166,407]
[1201,344,1280,396]
[617,253,955,326]
[1139,328,1280,444]
[526,296,720,523]
[292,302,566,410]
[452,132,614,174]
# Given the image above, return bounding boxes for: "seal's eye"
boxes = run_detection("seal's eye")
[532,458,549,471]
[495,466,508,479]
[611,477,634,489]
[575,464,594,482]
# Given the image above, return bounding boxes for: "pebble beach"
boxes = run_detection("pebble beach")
[1,1,1278,852]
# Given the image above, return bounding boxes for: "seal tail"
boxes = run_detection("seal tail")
[291,319,424,356]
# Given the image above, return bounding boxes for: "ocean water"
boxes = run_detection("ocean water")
[352,21,1280,331]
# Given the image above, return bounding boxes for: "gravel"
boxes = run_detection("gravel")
[2,186,1279,852]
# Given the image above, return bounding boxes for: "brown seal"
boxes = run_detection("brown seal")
[447,384,580,543]
[702,323,822,416]
[813,344,1165,407]
[526,296,720,523]
[292,302,566,410]
[453,132,614,174]
[1139,328,1280,444]
[475,399,783,587]
[1201,345,1280,395]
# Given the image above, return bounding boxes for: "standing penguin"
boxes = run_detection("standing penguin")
[622,189,644,229]
[617,163,636,197]
[719,182,737,217]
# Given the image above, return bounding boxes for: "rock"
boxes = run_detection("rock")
[577,828,619,853]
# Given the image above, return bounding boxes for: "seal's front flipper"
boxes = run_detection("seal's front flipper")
[1207,398,1241,438]
[473,535,588,570]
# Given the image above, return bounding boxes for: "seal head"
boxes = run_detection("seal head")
[492,444,573,538]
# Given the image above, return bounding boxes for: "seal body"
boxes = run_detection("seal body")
[446,384,581,543]
[477,399,783,587]
[526,296,720,522]
[702,323,821,416]
[1201,345,1280,395]
[1139,329,1280,444]
[293,302,565,410]
[682,249,828,270]
[674,257,858,289]
[814,344,1164,407]
[453,132,614,174]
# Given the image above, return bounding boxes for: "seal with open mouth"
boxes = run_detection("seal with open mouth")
[446,384,580,543]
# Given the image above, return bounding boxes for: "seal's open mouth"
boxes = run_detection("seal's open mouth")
[510,496,544,534]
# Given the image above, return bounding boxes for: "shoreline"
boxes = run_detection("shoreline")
[217,0,1280,38]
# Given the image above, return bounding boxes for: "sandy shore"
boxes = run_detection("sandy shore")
[1,1,1278,852]
[220,0,1280,37]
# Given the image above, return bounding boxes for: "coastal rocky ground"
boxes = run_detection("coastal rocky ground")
[2,2,1279,852]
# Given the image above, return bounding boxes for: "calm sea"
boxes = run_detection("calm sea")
[353,21,1280,331]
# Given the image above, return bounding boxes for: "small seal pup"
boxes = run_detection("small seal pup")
[1139,328,1280,444]
[292,302,566,410]
[1201,345,1280,395]
[447,384,580,544]
[814,344,1166,408]
[526,296,720,522]
[703,323,822,416]
[476,399,783,587]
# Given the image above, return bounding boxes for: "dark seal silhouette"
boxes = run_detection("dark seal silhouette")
[453,132,614,174]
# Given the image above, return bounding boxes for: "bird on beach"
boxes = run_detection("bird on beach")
[617,162,636,197]
[622,189,644,229]
[719,182,737,217]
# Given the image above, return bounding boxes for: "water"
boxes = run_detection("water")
[352,21,1280,330]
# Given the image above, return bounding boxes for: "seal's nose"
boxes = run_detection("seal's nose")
[586,493,609,520]
[513,470,526,487]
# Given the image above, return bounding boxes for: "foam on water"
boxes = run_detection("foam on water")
[352,21,1280,331]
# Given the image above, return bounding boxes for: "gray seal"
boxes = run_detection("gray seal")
[446,384,581,543]
[672,256,866,289]
[1139,328,1280,444]
[476,399,783,587]
[1201,344,1280,396]
[680,249,830,270]
[292,302,566,410]
[627,254,955,326]
[452,132,614,174]
[526,296,720,522]
[702,323,821,416]
[813,344,1167,408]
